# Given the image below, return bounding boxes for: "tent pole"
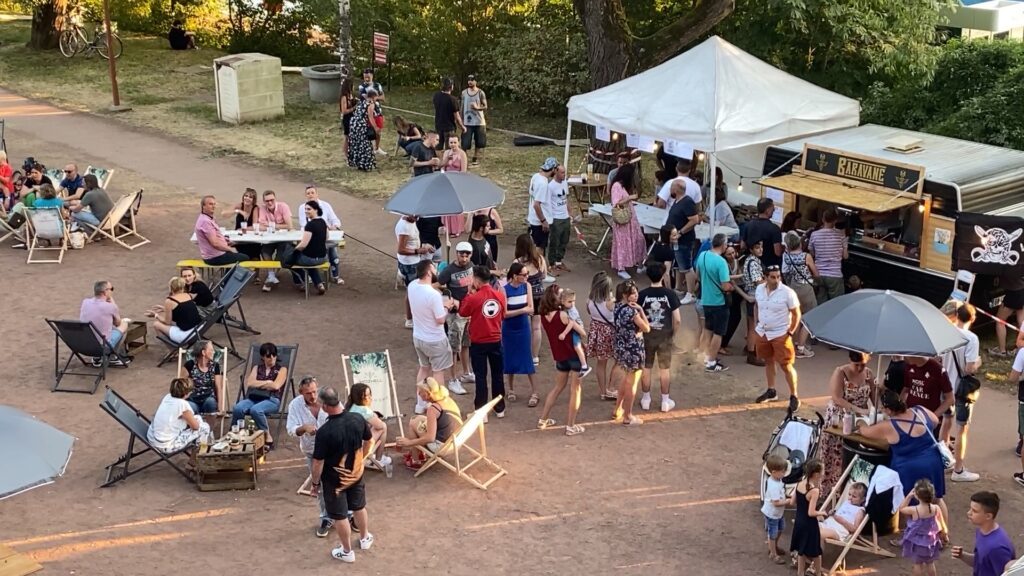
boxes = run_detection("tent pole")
[562,118,572,172]
[707,153,717,239]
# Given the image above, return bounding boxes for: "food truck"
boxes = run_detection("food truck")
[756,124,1024,308]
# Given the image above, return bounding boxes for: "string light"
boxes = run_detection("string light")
[611,132,619,141]
[737,179,744,193]
[697,152,706,161]
[918,199,926,213]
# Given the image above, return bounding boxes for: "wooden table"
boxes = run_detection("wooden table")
[568,173,608,207]
[823,426,890,452]
[123,320,148,355]
[194,430,265,491]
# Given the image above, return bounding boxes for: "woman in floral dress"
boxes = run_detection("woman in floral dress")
[609,164,647,280]
[611,280,649,426]
[820,351,877,498]
[347,90,378,172]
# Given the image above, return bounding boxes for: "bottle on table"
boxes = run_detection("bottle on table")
[842,410,854,435]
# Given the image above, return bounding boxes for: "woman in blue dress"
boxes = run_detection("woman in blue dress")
[502,262,537,405]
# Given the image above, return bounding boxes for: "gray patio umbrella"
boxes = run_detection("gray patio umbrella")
[801,289,967,357]
[384,172,505,217]
[0,406,76,500]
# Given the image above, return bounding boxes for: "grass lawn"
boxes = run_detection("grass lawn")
[0,19,615,250]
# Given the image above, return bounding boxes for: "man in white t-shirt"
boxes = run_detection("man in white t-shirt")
[527,157,558,251]
[940,300,982,482]
[752,265,801,412]
[396,215,434,328]
[655,158,701,210]
[299,185,344,284]
[407,260,454,413]
[546,165,578,273]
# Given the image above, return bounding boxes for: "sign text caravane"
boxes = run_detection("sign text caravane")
[801,144,926,198]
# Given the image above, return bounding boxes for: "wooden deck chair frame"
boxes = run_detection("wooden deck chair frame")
[342,349,404,439]
[155,303,240,367]
[45,168,65,192]
[88,189,149,250]
[177,345,230,436]
[0,202,26,245]
[46,318,132,394]
[414,395,508,490]
[25,207,70,264]
[99,386,195,487]
[236,342,299,441]
[85,165,115,189]
[820,455,895,575]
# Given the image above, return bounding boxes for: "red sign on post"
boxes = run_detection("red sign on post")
[373,32,389,65]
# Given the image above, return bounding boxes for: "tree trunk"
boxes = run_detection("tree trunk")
[29,0,67,50]
[338,0,352,87]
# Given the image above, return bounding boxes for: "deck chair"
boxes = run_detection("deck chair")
[45,168,64,191]
[155,303,238,367]
[236,343,299,441]
[46,319,132,394]
[209,264,259,335]
[25,207,70,263]
[414,395,508,490]
[820,455,896,575]
[0,202,25,245]
[99,386,194,487]
[177,345,230,435]
[87,189,149,250]
[85,165,115,189]
[342,349,404,438]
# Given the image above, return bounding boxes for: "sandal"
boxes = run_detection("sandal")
[537,418,555,429]
[507,391,517,402]
[623,415,643,426]
[600,389,618,401]
[527,393,539,407]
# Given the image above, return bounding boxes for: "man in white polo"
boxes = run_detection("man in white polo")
[753,265,802,412]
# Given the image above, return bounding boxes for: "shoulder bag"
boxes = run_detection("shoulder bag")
[612,202,632,225]
[914,406,954,468]
[783,252,814,286]
[951,353,981,404]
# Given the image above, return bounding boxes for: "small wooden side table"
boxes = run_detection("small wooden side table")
[123,321,148,355]
[194,430,265,491]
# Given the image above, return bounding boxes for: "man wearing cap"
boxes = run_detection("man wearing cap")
[358,68,386,156]
[528,158,558,251]
[432,78,464,149]
[460,75,488,166]
[299,185,344,285]
[436,245,476,396]
[546,164,579,273]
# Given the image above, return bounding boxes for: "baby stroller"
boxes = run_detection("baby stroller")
[760,408,824,504]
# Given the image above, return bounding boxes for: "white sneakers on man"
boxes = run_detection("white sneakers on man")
[331,547,355,563]
[679,292,695,305]
[448,379,468,395]
[951,468,980,482]
[359,533,374,550]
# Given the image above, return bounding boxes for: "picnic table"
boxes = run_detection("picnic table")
[189,228,345,245]
[587,202,739,255]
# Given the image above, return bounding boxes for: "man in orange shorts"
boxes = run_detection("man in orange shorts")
[753,265,802,412]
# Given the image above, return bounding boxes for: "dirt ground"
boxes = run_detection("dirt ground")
[1,89,1022,576]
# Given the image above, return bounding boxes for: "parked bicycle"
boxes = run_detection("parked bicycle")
[58,9,122,60]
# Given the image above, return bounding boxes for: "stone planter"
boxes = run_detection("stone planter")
[300,64,342,103]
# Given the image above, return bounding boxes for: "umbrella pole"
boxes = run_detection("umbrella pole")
[874,355,884,423]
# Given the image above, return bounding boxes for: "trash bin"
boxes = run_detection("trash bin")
[842,438,898,537]
[213,53,285,124]
[300,64,342,103]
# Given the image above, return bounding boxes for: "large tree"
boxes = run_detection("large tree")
[28,0,67,50]
[572,0,735,89]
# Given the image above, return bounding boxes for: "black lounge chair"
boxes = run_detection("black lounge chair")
[46,319,132,394]
[208,264,260,335]
[156,303,240,367]
[235,343,298,441]
[99,386,194,487]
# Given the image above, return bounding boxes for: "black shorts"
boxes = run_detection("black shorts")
[555,358,582,373]
[323,480,366,520]
[462,125,487,149]
[954,400,974,425]
[703,304,729,337]
[530,225,549,249]
[1004,288,1024,311]
[643,336,673,369]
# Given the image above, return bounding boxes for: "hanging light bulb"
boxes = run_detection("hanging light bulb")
[918,199,926,213]
[698,152,706,161]
[737,179,744,193]
[611,132,619,141]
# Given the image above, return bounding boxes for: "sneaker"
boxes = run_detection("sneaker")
[331,547,355,563]
[470,158,480,166]
[460,372,476,383]
[495,410,505,419]
[404,319,414,329]
[704,361,728,373]
[1015,438,1022,457]
[616,270,631,280]
[795,346,815,359]
[680,292,695,305]
[447,379,468,395]
[1014,472,1024,487]
[640,394,652,411]
[565,424,585,436]
[375,148,388,156]
[788,396,801,412]
[377,454,393,467]
[579,365,592,379]
[414,398,428,415]
[359,533,374,550]
[623,415,643,426]
[537,418,555,429]
[265,274,280,285]
[108,356,129,367]
[316,519,333,538]
[262,284,272,293]
[661,398,676,412]
[755,388,779,403]
[532,356,540,366]
[482,413,488,424]
[951,469,980,482]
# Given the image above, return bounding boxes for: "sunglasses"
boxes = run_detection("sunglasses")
[64,169,74,174]
[765,265,781,272]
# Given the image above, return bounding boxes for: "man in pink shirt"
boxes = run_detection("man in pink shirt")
[195,195,247,265]
[80,280,131,365]
[256,190,292,290]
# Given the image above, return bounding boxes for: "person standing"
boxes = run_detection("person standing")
[1007,350,1024,485]
[753,265,802,412]
[546,165,577,274]
[611,280,650,426]
[396,215,434,328]
[407,260,454,407]
[667,180,700,304]
[695,234,734,373]
[194,195,248,266]
[537,285,585,436]
[940,301,982,483]
[502,263,537,405]
[742,197,784,268]
[286,376,331,537]
[432,78,464,148]
[637,261,681,411]
[951,491,1016,576]
[807,208,847,305]
[900,356,954,435]
[348,88,379,171]
[460,75,487,166]
[527,158,558,253]
[782,231,818,359]
[338,78,355,156]
[357,68,386,156]
[457,266,507,419]
[609,164,647,280]
[655,158,701,210]
[310,386,374,564]
[436,246,475,394]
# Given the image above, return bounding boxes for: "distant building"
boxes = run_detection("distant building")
[941,0,1024,40]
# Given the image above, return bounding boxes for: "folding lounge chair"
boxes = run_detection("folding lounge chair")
[0,202,25,245]
[45,168,64,190]
[414,396,508,490]
[25,207,70,263]
[46,319,132,394]
[236,343,299,441]
[87,189,149,250]
[177,345,230,435]
[208,264,260,335]
[820,455,896,575]
[155,303,239,367]
[85,165,115,189]
[99,386,194,487]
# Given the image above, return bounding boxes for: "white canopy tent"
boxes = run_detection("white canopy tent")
[564,35,860,230]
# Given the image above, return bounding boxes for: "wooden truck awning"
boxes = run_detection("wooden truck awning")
[757,173,918,213]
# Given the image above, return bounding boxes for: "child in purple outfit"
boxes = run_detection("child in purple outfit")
[900,479,944,575]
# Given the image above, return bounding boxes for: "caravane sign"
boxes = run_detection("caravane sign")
[800,144,926,198]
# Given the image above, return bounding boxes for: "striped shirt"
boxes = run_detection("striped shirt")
[808,227,847,277]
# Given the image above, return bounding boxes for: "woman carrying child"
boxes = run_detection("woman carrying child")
[537,285,586,436]
[900,479,944,575]
[790,458,826,576]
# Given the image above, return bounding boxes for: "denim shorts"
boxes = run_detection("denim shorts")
[398,262,418,286]
[674,243,693,272]
[954,400,973,425]
[764,515,785,540]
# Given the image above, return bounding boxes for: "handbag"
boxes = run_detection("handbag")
[611,202,632,225]
[914,406,954,469]
[951,353,981,404]
[247,387,274,402]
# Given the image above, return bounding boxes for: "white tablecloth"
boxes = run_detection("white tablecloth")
[190,229,345,245]
[588,203,738,240]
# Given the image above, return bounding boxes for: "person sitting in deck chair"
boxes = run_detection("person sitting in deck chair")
[232,342,288,448]
[68,174,113,232]
[819,481,868,544]
[148,377,210,452]
[80,279,131,365]
[395,377,462,471]
[344,383,392,469]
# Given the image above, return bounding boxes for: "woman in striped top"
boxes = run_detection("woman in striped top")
[502,262,537,406]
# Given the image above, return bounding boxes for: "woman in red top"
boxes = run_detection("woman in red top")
[537,285,585,436]
[457,266,507,418]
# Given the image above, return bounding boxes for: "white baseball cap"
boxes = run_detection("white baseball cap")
[455,242,473,253]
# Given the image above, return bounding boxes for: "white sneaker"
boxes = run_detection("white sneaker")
[460,372,476,383]
[640,394,651,411]
[616,270,631,280]
[532,356,540,366]
[680,292,695,305]
[375,148,388,156]
[378,455,392,467]
[951,468,980,482]
[404,319,414,329]
[265,273,280,285]
[482,413,488,424]
[359,533,374,550]
[448,380,468,395]
[331,547,355,563]
[495,410,505,419]
[415,398,428,415]
[661,398,676,412]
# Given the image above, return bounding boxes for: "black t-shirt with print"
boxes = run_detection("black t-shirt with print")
[742,217,783,268]
[638,286,680,342]
[438,261,474,301]
[313,412,372,490]
[432,91,459,131]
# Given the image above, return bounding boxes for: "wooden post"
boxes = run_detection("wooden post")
[101,0,126,111]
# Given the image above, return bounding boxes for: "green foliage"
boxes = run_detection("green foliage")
[225,0,333,66]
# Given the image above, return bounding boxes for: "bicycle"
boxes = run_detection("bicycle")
[58,9,122,60]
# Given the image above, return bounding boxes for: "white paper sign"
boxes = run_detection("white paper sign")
[626,133,639,147]
[771,206,784,224]
[664,139,694,159]
[637,135,656,153]
[595,125,610,142]
[765,187,784,205]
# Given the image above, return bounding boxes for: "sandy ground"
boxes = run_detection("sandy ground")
[1,88,1022,576]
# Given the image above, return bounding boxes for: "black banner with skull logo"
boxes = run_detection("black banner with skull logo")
[953,212,1024,275]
